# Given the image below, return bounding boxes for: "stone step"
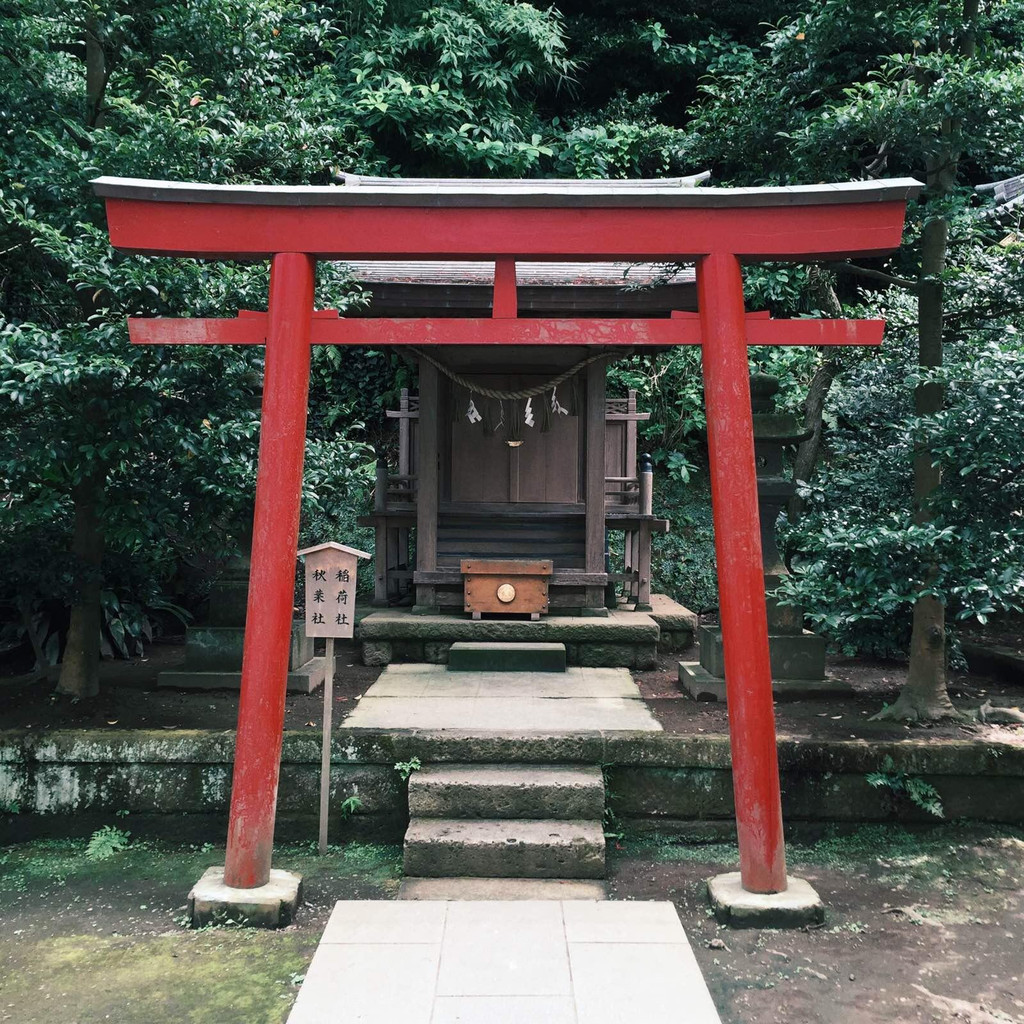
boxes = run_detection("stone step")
[409,764,605,820]
[404,818,606,879]
[447,641,566,673]
[397,877,607,900]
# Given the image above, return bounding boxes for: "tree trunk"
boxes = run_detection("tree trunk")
[873,0,978,723]
[84,17,107,128]
[55,476,105,700]
[787,359,837,524]
[788,269,844,523]
[874,216,959,722]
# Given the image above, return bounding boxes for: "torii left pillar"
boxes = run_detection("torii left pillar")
[188,252,314,927]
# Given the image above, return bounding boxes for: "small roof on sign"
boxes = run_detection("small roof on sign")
[298,542,371,559]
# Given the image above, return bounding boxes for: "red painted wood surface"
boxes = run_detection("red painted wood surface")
[223,252,315,890]
[127,314,885,348]
[698,252,787,893]
[492,258,518,317]
[95,179,915,896]
[104,198,909,260]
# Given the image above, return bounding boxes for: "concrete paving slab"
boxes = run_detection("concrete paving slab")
[431,996,577,1023]
[320,899,446,944]
[562,899,684,943]
[345,695,660,731]
[398,877,607,901]
[288,943,439,1024]
[288,901,721,1024]
[569,942,722,1024]
[436,901,569,997]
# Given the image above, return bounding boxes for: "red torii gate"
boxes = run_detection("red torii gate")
[93,174,921,898]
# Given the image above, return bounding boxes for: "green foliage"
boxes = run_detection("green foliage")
[866,756,945,819]
[0,0,579,676]
[338,795,363,819]
[777,237,1024,656]
[3,0,1023,680]
[650,473,718,613]
[394,756,422,780]
[85,825,132,861]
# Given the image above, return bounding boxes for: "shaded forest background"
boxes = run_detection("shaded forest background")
[1,0,1022,714]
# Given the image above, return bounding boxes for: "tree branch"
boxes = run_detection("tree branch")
[827,261,920,292]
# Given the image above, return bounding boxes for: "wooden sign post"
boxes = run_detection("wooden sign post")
[298,542,370,854]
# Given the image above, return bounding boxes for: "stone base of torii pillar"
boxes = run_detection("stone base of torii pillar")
[707,872,824,928]
[188,866,303,929]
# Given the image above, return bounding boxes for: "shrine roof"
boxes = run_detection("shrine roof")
[975,173,1024,217]
[92,174,923,209]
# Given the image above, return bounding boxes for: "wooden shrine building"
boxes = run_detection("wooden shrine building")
[351,256,697,615]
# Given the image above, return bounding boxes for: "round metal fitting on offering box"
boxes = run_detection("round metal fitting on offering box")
[496,583,517,603]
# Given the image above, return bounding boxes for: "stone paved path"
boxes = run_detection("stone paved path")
[287,900,722,1024]
[343,665,661,732]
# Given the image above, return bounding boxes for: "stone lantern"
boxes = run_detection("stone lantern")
[680,373,848,700]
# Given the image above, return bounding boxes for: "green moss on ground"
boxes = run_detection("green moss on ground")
[0,838,402,1024]
[2,930,311,1024]
[612,821,1024,884]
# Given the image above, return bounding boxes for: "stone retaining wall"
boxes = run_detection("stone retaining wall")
[2,729,1021,843]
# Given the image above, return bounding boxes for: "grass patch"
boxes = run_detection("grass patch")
[0,837,402,907]
[611,822,1024,885]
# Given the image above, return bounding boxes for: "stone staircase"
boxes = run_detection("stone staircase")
[399,642,609,896]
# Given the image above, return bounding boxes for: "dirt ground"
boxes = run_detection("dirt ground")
[610,824,1024,1024]
[1,823,1022,1024]
[2,638,1022,743]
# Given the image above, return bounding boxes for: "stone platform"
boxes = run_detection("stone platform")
[358,596,696,670]
[287,900,722,1024]
[342,664,661,732]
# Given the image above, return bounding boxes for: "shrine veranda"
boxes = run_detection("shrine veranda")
[89,173,923,902]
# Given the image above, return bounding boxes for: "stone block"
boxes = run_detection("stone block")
[648,594,698,648]
[392,640,426,661]
[403,818,605,878]
[398,877,608,901]
[188,866,302,928]
[408,765,604,820]
[579,643,637,668]
[707,872,824,928]
[362,641,392,666]
[424,642,450,665]
[632,643,658,670]
[679,661,854,702]
[697,625,827,682]
[607,766,735,820]
[180,623,312,672]
[448,642,567,673]
[358,609,659,645]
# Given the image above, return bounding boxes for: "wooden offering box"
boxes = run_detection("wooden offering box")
[461,559,552,619]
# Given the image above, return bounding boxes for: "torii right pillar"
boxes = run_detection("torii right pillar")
[698,251,824,927]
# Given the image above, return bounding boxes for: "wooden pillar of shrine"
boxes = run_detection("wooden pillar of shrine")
[584,358,608,613]
[414,357,440,613]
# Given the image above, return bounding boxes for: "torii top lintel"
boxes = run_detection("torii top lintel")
[92,175,923,262]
